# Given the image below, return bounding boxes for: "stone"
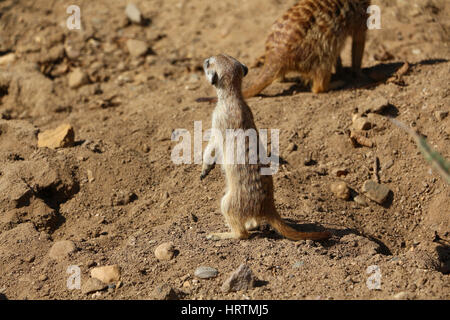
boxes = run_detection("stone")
[38,124,75,149]
[331,168,348,177]
[352,116,372,131]
[393,291,414,300]
[125,3,142,24]
[48,240,76,261]
[81,277,108,294]
[154,242,176,261]
[0,53,15,66]
[38,275,48,281]
[126,39,148,57]
[90,265,121,284]
[330,181,350,200]
[68,68,88,89]
[221,264,255,293]
[362,180,391,205]
[353,195,368,206]
[150,284,180,300]
[434,111,448,121]
[194,266,218,279]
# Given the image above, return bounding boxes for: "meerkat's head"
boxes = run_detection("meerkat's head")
[202,54,248,92]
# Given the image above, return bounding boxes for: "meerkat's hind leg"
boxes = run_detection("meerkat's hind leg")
[311,69,331,93]
[351,26,366,76]
[244,218,259,231]
[207,219,249,240]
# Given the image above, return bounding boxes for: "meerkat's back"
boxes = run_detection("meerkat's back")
[243,0,370,97]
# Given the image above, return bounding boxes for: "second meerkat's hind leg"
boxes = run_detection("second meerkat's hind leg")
[351,26,367,74]
[311,68,332,93]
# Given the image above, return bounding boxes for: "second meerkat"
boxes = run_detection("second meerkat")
[197,0,370,102]
[200,54,331,241]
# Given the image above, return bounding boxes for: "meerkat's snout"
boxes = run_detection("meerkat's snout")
[203,57,218,85]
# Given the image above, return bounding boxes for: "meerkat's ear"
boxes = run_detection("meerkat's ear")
[206,70,218,86]
[242,64,248,77]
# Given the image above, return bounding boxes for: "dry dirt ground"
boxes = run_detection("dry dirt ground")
[0,0,449,300]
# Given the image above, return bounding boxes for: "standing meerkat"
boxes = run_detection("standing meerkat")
[197,0,370,103]
[200,54,331,241]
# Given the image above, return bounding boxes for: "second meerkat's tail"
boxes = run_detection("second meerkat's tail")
[242,60,282,99]
[268,214,331,241]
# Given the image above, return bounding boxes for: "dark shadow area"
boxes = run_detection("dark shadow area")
[250,59,448,99]
[0,293,7,300]
[254,279,269,288]
[250,219,392,255]
[435,244,450,274]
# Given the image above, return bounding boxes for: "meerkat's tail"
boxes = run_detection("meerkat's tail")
[267,214,331,241]
[242,61,281,99]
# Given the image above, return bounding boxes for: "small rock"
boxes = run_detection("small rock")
[434,111,448,121]
[150,284,180,300]
[0,53,16,66]
[126,39,148,57]
[362,180,391,205]
[286,142,297,153]
[81,278,107,294]
[38,124,75,149]
[353,195,368,206]
[221,264,255,293]
[90,265,121,284]
[48,240,76,261]
[331,168,348,177]
[393,291,414,300]
[154,242,176,261]
[87,169,95,183]
[68,68,88,89]
[194,266,218,279]
[382,159,394,171]
[38,275,48,282]
[125,3,142,24]
[330,181,350,200]
[352,116,372,131]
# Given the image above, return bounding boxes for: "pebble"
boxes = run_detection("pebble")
[434,111,448,121]
[81,278,107,294]
[330,181,350,200]
[48,240,76,261]
[353,195,368,206]
[38,275,48,282]
[38,124,75,149]
[362,180,391,204]
[194,266,218,279]
[331,168,348,177]
[154,242,176,261]
[151,284,180,300]
[293,261,305,268]
[68,68,88,89]
[126,39,148,57]
[221,264,255,293]
[0,53,15,66]
[125,3,142,24]
[352,116,372,131]
[393,291,414,300]
[90,265,121,284]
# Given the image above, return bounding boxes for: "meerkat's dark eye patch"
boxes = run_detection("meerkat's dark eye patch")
[242,64,248,77]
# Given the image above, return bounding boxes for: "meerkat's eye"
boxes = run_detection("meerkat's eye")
[242,64,248,77]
